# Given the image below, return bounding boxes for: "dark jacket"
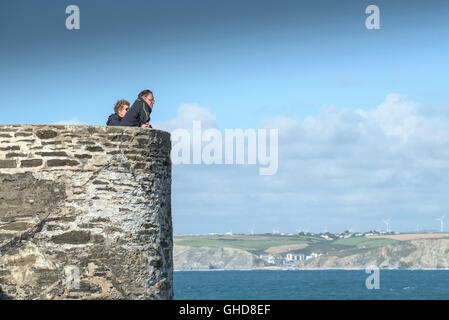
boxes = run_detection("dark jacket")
[106,113,122,126]
[120,98,151,127]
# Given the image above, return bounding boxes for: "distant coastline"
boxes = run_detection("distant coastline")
[175,267,449,272]
[174,233,449,270]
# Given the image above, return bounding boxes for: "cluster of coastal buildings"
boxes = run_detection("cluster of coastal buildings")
[296,230,391,240]
[258,230,394,267]
[259,252,325,266]
[205,229,393,238]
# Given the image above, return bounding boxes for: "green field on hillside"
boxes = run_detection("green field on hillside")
[174,234,398,256]
[175,234,321,252]
[333,237,397,248]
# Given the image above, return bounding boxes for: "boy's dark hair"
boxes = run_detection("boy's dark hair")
[138,89,153,99]
[114,99,130,115]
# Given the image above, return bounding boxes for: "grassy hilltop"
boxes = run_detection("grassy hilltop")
[174,233,398,258]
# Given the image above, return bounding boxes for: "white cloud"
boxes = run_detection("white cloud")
[164,96,449,234]
[154,103,218,132]
[52,118,87,125]
[366,93,422,142]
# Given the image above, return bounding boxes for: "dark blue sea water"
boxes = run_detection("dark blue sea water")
[174,270,449,300]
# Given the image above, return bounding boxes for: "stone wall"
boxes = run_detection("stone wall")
[0,125,172,300]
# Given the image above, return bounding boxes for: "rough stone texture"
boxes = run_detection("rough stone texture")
[0,125,172,300]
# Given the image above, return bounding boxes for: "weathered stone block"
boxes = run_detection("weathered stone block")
[36,130,58,139]
[109,135,133,142]
[14,132,33,137]
[74,154,92,159]
[0,160,16,168]
[1,221,31,231]
[90,234,105,243]
[0,146,19,151]
[36,151,68,157]
[47,159,79,167]
[51,231,91,244]
[5,153,27,158]
[133,163,146,170]
[42,141,61,145]
[96,186,117,192]
[86,146,104,152]
[20,159,43,167]
[126,155,144,161]
[92,180,108,185]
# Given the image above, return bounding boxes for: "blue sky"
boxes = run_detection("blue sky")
[2,0,449,234]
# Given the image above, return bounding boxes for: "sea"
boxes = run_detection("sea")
[174,269,449,300]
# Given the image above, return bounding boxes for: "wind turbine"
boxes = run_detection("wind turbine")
[436,215,446,233]
[382,218,391,233]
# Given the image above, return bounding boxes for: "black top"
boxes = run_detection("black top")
[120,98,151,127]
[106,113,122,126]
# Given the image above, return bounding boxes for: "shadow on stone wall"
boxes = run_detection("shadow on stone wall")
[0,287,12,300]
